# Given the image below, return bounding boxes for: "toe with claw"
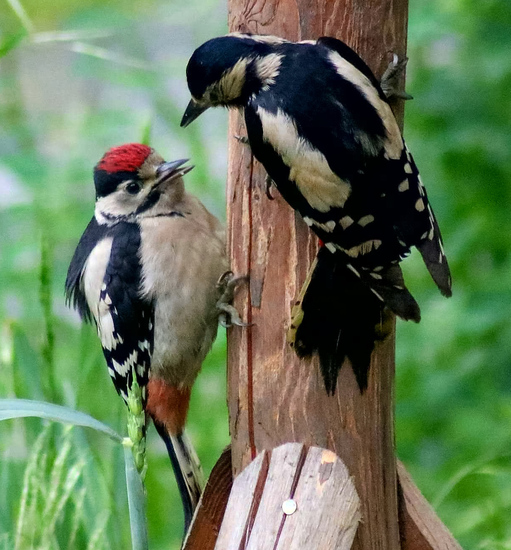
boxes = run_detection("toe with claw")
[381,53,414,101]
[216,271,250,328]
[265,175,275,200]
[234,135,250,145]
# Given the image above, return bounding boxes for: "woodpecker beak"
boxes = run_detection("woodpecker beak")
[180,99,209,127]
[156,159,194,184]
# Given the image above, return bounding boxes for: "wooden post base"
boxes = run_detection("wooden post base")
[184,447,462,550]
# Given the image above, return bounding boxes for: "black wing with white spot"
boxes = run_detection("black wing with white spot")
[241,37,452,391]
[65,217,107,323]
[384,145,452,296]
[98,221,153,404]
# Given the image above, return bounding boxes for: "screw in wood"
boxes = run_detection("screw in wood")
[282,499,297,515]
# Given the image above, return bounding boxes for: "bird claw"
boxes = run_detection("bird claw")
[216,271,250,328]
[380,53,414,100]
[234,135,250,145]
[265,174,275,200]
[218,304,250,328]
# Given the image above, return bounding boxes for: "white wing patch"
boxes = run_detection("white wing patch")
[327,51,403,160]
[255,54,283,90]
[82,237,113,322]
[82,237,126,351]
[257,106,352,212]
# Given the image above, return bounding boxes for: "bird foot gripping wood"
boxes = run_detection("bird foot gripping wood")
[216,271,250,328]
[286,257,318,348]
[380,53,413,100]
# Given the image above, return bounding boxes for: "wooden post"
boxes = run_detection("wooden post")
[214,444,361,549]
[183,449,463,549]
[226,0,407,548]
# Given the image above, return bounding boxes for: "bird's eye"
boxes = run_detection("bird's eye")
[125,181,141,195]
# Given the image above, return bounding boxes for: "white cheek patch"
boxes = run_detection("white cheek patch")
[95,190,146,223]
[327,51,403,160]
[257,106,352,212]
[217,58,250,102]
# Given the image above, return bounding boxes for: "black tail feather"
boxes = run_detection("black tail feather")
[294,248,385,393]
[369,264,421,322]
[417,229,452,298]
[153,422,204,538]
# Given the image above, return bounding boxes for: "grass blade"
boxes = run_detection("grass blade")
[14,424,52,550]
[0,399,122,442]
[5,0,34,33]
[123,445,148,550]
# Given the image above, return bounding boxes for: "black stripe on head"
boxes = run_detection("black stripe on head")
[94,170,136,199]
[135,188,162,215]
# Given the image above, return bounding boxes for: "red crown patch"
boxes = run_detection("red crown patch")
[97,143,152,173]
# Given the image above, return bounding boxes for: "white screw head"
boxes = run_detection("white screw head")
[282,498,297,515]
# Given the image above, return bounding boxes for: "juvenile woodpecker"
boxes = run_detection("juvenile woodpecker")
[181,34,452,392]
[66,143,238,532]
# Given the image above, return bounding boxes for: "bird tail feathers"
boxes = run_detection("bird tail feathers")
[153,423,204,535]
[416,215,452,297]
[289,248,419,392]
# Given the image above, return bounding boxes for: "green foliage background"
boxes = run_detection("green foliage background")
[0,0,510,548]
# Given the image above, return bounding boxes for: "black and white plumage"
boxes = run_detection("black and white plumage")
[67,217,154,401]
[66,143,233,532]
[181,33,452,392]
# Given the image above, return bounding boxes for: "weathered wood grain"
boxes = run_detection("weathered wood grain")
[183,446,233,550]
[182,446,464,549]
[226,1,407,548]
[397,461,463,550]
[245,443,306,547]
[213,450,269,549]
[213,444,360,549]
[275,446,361,550]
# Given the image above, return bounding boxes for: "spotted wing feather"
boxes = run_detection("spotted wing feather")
[384,146,452,296]
[99,222,153,403]
[243,39,453,391]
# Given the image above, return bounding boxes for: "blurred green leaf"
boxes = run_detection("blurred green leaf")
[0,399,122,442]
[0,31,27,58]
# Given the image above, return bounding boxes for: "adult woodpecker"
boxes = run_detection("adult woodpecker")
[181,34,452,392]
[66,143,241,532]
